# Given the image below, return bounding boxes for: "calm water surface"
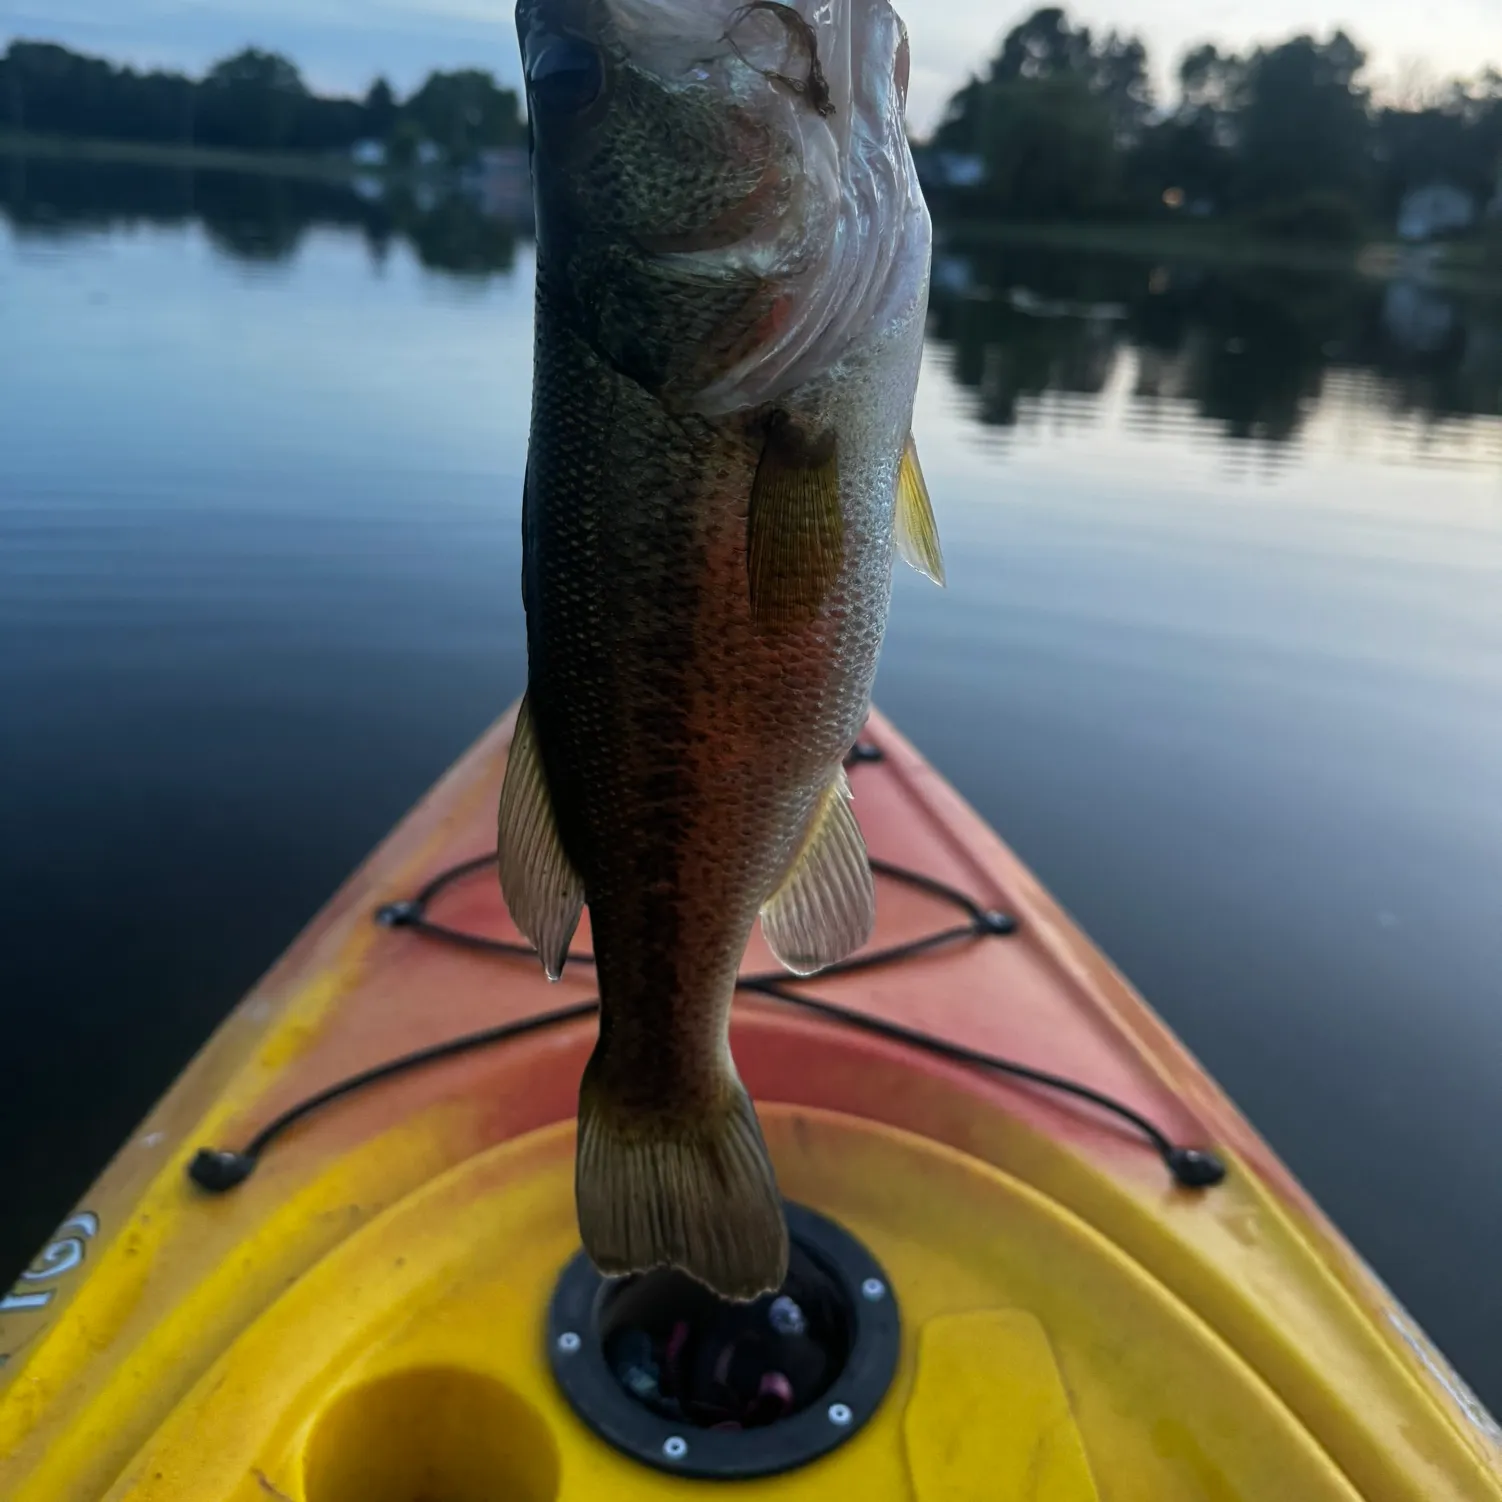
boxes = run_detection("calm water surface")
[3,161,1500,1408]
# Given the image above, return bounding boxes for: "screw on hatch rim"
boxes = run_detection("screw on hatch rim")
[545,1202,900,1480]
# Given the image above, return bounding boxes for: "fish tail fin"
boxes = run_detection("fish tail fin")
[576,1051,789,1303]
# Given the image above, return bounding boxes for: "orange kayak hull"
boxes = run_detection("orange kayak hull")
[2,705,1498,1500]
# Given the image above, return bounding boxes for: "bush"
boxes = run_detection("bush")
[1240,190,1368,245]
[1480,222,1502,272]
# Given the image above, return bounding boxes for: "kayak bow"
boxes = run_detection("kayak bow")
[3,705,1498,1500]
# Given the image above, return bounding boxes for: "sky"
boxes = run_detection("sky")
[4,0,1502,136]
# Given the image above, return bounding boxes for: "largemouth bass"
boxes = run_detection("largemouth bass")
[502,0,941,1300]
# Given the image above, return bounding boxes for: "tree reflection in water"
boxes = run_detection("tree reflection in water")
[0,153,525,279]
[927,242,1502,451]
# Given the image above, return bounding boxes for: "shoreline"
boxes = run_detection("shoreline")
[934,218,1502,295]
[5,134,1499,294]
[0,131,375,181]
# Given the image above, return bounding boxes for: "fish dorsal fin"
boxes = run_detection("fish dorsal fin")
[894,432,945,586]
[497,694,585,981]
[747,414,843,629]
[760,767,875,975]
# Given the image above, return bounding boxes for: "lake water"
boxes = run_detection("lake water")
[3,158,1500,1410]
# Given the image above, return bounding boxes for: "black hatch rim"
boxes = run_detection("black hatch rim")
[546,1201,901,1479]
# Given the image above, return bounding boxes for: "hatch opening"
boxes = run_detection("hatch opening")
[547,1202,900,1479]
[599,1239,852,1430]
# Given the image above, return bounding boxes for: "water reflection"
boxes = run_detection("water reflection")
[2,158,1501,1416]
[0,153,525,279]
[7,157,1498,452]
[928,243,1502,462]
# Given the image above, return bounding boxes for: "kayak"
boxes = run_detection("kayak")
[2,703,1499,1501]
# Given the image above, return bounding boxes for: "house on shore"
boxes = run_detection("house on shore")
[1397,183,1476,242]
[912,149,986,193]
[462,146,531,220]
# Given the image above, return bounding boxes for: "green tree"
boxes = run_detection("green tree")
[1375,105,1470,215]
[931,6,1148,216]
[1,42,117,136]
[990,6,1097,83]
[1128,117,1228,211]
[363,77,399,140]
[1177,43,1247,133]
[384,118,426,171]
[936,7,1152,154]
[1124,32,1376,231]
[400,70,525,165]
[1235,33,1372,211]
[976,76,1118,217]
[0,41,382,155]
[1125,46,1244,211]
[1376,71,1502,216]
[196,48,308,152]
[1091,31,1154,142]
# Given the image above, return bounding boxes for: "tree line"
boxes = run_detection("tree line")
[929,7,1502,238]
[6,19,1502,240]
[0,40,525,165]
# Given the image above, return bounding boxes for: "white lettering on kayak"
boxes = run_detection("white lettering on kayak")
[0,1213,100,1326]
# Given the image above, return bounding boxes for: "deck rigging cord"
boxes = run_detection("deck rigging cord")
[189,742,1226,1195]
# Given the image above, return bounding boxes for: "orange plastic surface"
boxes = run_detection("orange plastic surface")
[1,705,1498,1500]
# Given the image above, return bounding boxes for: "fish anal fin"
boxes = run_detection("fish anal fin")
[761,767,875,975]
[496,694,584,981]
[747,413,842,629]
[576,1062,789,1301]
[894,432,945,586]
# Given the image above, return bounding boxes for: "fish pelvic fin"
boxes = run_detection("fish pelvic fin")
[760,766,875,976]
[576,1060,789,1302]
[894,432,945,586]
[497,693,584,981]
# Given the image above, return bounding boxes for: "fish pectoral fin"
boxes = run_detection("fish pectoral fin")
[761,767,876,975]
[577,1061,789,1301]
[747,412,843,629]
[894,432,945,586]
[496,693,584,981]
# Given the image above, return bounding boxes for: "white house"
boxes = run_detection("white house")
[933,151,985,188]
[1382,278,1456,354]
[462,147,532,219]
[913,149,986,191]
[1397,183,1476,242]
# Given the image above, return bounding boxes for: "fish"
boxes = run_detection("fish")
[501,0,941,1301]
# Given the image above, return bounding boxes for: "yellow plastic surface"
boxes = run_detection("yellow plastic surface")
[4,706,1500,1501]
[905,1310,1100,1501]
[14,1109,1376,1502]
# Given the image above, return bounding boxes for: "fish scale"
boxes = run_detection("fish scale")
[504,0,936,1299]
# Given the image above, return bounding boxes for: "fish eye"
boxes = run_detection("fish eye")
[527,35,605,114]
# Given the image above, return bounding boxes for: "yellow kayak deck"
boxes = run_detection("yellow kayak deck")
[2,707,1498,1500]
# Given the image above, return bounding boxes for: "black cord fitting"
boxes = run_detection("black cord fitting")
[375,900,421,928]
[188,828,1225,1202]
[1166,1147,1228,1188]
[187,1148,258,1192]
